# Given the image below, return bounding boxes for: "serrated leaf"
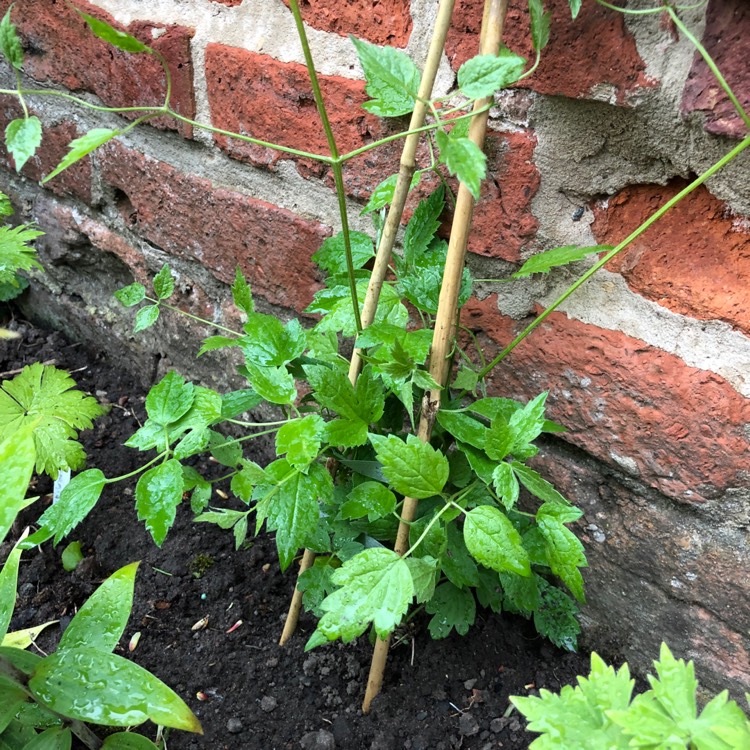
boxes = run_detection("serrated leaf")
[76,10,150,53]
[0,545,22,642]
[305,364,384,426]
[220,388,262,419]
[0,429,35,545]
[453,366,479,393]
[406,556,438,604]
[533,581,580,651]
[207,430,243,468]
[276,415,324,468]
[298,556,337,617]
[537,503,586,603]
[309,547,414,646]
[437,411,487,450]
[441,522,480,589]
[242,362,296,405]
[29,647,201,732]
[361,172,421,215]
[133,304,159,333]
[38,468,106,545]
[324,418,368,448]
[312,231,374,277]
[231,266,253,315]
[152,264,174,300]
[500,571,540,615]
[435,130,486,200]
[569,0,583,19]
[197,336,239,357]
[464,506,530,576]
[0,363,106,478]
[351,36,419,117]
[340,481,396,521]
[0,224,43,287]
[230,460,266,503]
[529,0,551,52]
[425,582,475,638]
[6,117,42,172]
[114,283,146,307]
[194,508,246,530]
[145,372,195,426]
[513,244,611,278]
[135,460,183,547]
[457,50,526,99]
[43,128,120,184]
[492,462,519,511]
[475,567,503,612]
[0,8,23,69]
[58,563,138,653]
[512,462,569,506]
[369,434,449,499]
[509,391,548,446]
[402,186,444,265]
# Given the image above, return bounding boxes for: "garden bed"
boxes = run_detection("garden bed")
[2,318,592,750]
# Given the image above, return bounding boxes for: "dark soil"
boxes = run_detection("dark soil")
[1,318,593,750]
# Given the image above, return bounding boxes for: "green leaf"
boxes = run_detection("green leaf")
[5,117,42,172]
[231,267,254,316]
[135,460,184,547]
[276,415,324,469]
[425,582,476,638]
[43,129,120,184]
[305,364,384,426]
[76,10,150,53]
[492,462,519,511]
[230,461,266,503]
[529,0,552,52]
[258,463,330,571]
[0,689,28,735]
[402,186,444,265]
[456,442,495,484]
[0,224,43,287]
[38,468,106,544]
[464,506,530,576]
[350,37,419,117]
[533,581,580,651]
[340,481,396,521]
[569,0,583,19]
[0,363,106,478]
[0,8,23,69]
[360,172,421,215]
[102,733,160,750]
[0,429,35,545]
[312,231,374,277]
[133,304,159,333]
[207,431,243,467]
[60,541,84,572]
[114,283,146,307]
[297,556,337,617]
[152,264,174,300]
[309,547,414,645]
[242,362,297,405]
[58,562,138,653]
[409,514,447,560]
[29,647,201,733]
[145,372,195,426]
[0,546,22,642]
[0,191,12,217]
[17,727,72,750]
[194,508,246,530]
[220,388,263,419]
[457,50,526,99]
[435,130,486,200]
[500,571,540,615]
[537,503,586,602]
[512,462,569,506]
[475,567,503,612]
[406,556,438,604]
[437,411,487,450]
[441,523,480,589]
[508,391,548,446]
[242,315,306,367]
[513,244,611,278]
[197,335,239,357]
[325,419,368,448]
[173,427,210,460]
[369,434,449,499]
[0,718,36,749]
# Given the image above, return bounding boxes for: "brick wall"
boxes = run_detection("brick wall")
[0,0,748,695]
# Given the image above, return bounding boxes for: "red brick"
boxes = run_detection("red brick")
[279,0,412,46]
[447,0,651,104]
[205,44,394,172]
[98,142,330,313]
[1,0,195,137]
[592,180,750,336]
[462,297,750,502]
[0,98,91,203]
[682,0,750,139]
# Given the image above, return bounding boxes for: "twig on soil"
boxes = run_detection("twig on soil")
[0,358,56,378]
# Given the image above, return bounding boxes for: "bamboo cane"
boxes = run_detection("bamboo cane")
[279,0,458,646]
[362,0,510,713]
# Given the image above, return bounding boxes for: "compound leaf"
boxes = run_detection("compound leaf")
[312,231,374,277]
[0,224,43,287]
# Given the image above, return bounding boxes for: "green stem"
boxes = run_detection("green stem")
[667,6,750,132]
[13,70,28,119]
[104,453,164,484]
[0,87,165,115]
[227,418,290,428]
[153,49,173,110]
[402,502,455,559]
[477,134,750,380]
[148,299,242,336]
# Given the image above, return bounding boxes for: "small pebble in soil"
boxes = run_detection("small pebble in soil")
[458,712,480,737]
[490,717,508,733]
[300,729,335,750]
[463,678,477,690]
[260,695,278,712]
[226,718,243,734]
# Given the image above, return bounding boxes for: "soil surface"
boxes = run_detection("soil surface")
[1,318,593,750]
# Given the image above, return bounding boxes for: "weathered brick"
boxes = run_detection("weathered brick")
[682,0,750,139]
[204,44,394,173]
[462,297,750,502]
[98,142,329,313]
[447,0,651,104]
[1,0,195,137]
[592,180,750,337]
[279,0,412,46]
[0,98,91,202]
